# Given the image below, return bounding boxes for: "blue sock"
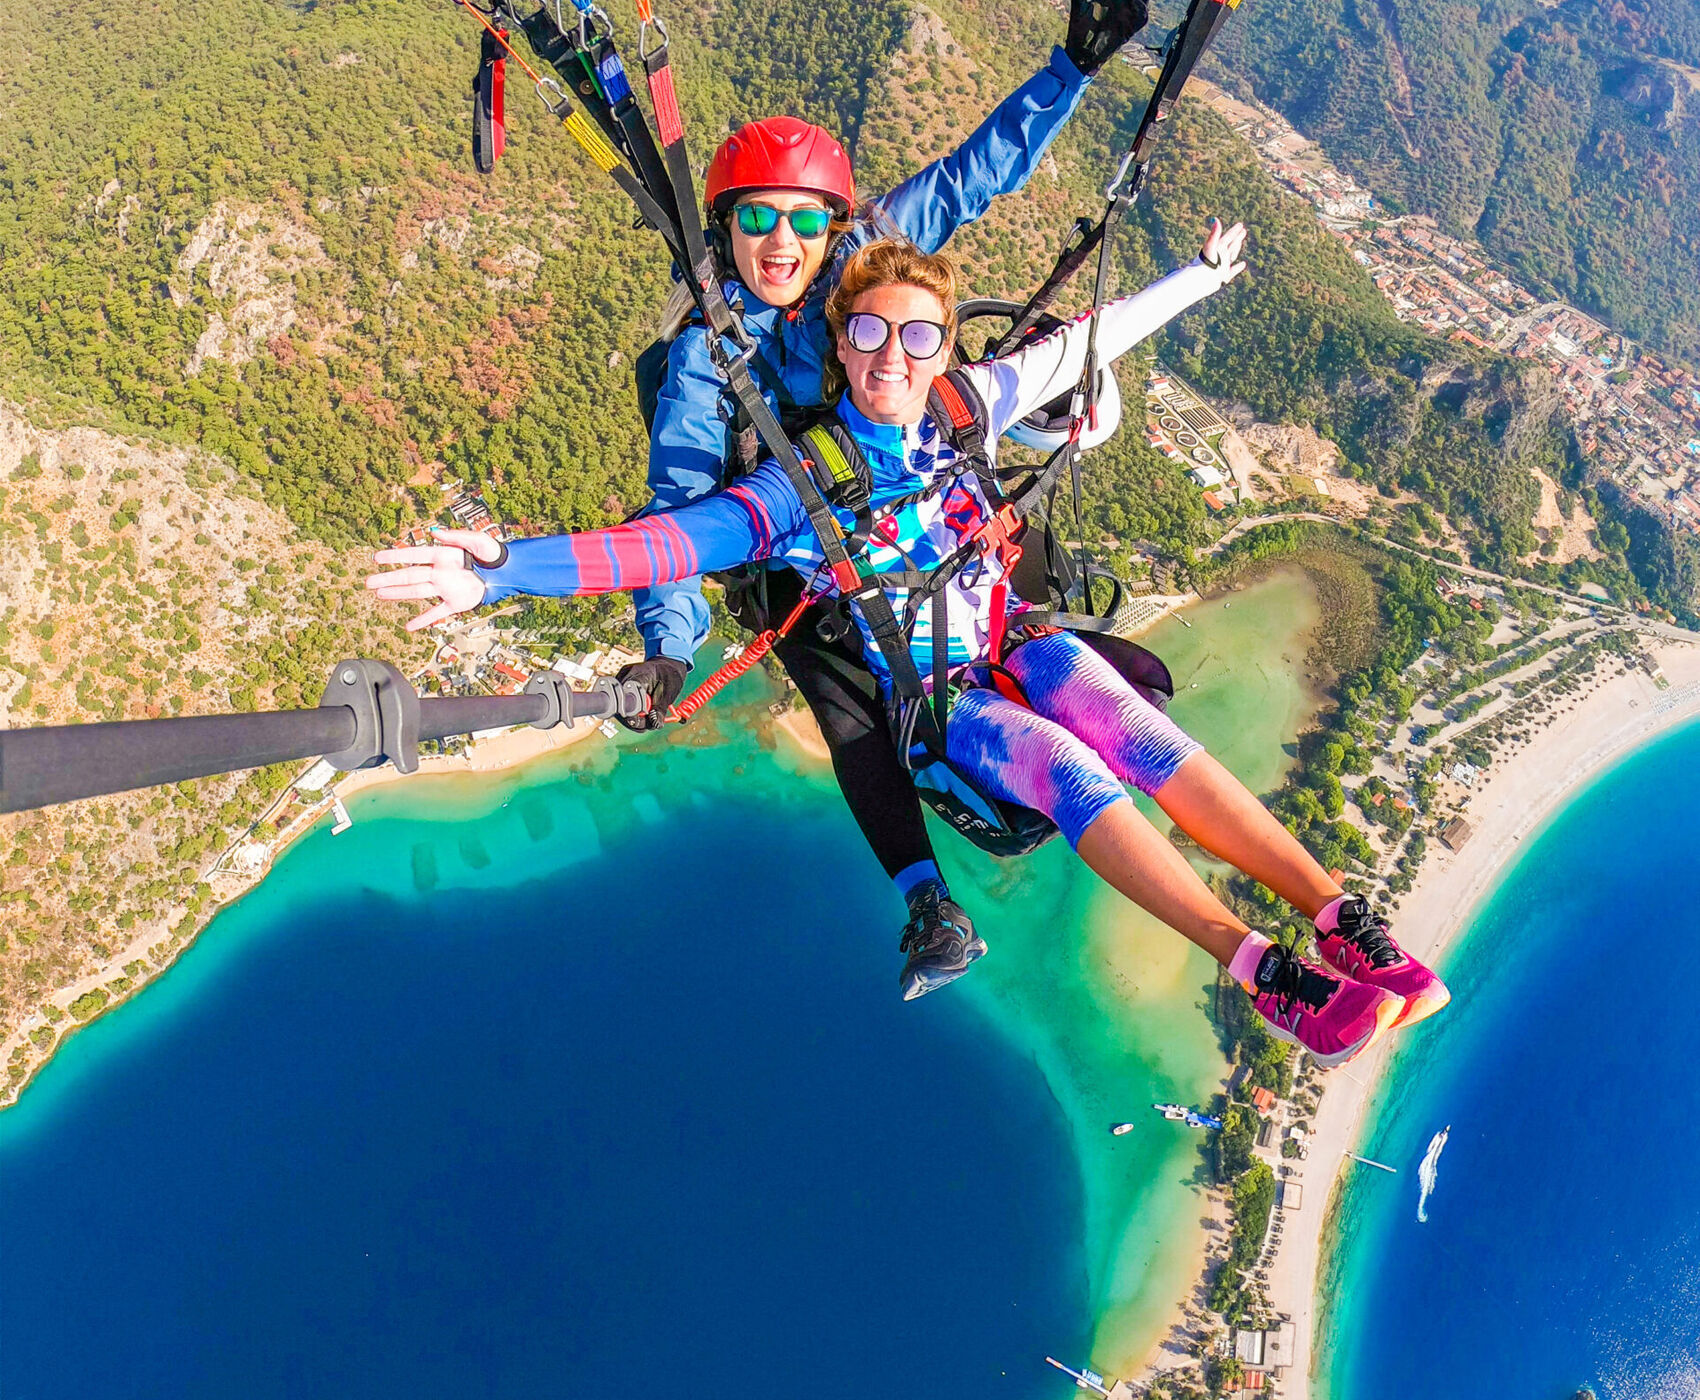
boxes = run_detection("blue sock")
[894,860,945,907]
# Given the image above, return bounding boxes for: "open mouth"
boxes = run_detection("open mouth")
[758,255,801,285]
[870,369,907,386]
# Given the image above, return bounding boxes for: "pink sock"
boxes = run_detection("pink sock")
[1314,895,1350,935]
[1228,931,1273,987]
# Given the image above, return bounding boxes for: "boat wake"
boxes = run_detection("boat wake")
[1416,1125,1450,1223]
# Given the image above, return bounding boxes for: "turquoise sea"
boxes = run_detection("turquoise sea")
[0,573,1326,1397]
[1326,718,1700,1400]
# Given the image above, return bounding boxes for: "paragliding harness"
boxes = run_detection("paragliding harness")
[777,372,1177,858]
[451,0,1238,855]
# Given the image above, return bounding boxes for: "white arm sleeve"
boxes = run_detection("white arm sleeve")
[959,258,1233,438]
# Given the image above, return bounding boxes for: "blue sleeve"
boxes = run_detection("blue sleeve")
[475,465,811,605]
[633,325,729,668]
[869,48,1089,255]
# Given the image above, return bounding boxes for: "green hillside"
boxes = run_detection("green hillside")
[0,0,1693,617]
[1211,0,1700,364]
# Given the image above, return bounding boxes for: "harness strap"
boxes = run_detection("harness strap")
[798,423,873,554]
[472,27,509,174]
[577,19,681,232]
[927,371,1002,502]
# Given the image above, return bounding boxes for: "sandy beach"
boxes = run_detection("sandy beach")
[771,706,831,764]
[1265,631,1700,1400]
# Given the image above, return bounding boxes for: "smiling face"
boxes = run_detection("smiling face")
[835,282,955,426]
[726,189,835,307]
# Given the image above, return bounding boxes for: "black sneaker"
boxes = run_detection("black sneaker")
[897,883,986,1002]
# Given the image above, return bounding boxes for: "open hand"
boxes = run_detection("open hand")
[366,527,502,632]
[1200,217,1249,284]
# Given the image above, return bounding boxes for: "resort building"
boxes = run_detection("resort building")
[1439,817,1475,851]
[1233,1320,1298,1374]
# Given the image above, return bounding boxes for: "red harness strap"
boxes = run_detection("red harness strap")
[472,27,509,174]
[929,373,979,434]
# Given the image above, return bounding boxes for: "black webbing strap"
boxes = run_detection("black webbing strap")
[472,27,509,174]
[508,8,688,262]
[991,0,1243,359]
[580,20,682,233]
[990,217,1106,357]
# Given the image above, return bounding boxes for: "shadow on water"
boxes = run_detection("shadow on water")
[0,723,1091,1400]
[410,841,438,892]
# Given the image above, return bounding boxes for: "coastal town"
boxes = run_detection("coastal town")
[1192,80,1700,537]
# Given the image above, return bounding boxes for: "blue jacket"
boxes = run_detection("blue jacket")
[478,257,1232,688]
[635,46,1090,666]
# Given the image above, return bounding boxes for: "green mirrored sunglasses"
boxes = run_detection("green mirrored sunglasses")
[732,202,833,239]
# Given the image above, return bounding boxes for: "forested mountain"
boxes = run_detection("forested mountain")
[6,0,1700,1078]
[0,0,1691,605]
[1211,0,1700,364]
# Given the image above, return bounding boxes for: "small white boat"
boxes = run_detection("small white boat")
[1154,1103,1188,1121]
[1110,1122,1137,1136]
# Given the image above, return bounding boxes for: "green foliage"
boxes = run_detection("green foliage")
[1214,0,1700,363]
[69,988,110,1021]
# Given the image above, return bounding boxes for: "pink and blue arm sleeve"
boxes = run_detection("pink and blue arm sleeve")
[474,465,810,604]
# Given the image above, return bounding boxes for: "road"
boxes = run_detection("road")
[1208,512,1693,626]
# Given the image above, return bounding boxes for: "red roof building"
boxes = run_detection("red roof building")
[1250,1087,1277,1116]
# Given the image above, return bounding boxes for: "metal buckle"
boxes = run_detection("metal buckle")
[1105,150,1137,203]
[535,76,574,118]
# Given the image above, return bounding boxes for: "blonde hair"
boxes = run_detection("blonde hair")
[821,239,959,400]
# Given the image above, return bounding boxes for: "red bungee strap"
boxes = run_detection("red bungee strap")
[665,590,817,724]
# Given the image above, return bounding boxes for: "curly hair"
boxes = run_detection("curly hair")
[821,239,959,401]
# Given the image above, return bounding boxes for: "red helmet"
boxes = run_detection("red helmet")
[704,117,856,216]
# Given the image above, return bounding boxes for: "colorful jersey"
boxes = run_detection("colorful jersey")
[478,259,1231,689]
[635,47,1092,668]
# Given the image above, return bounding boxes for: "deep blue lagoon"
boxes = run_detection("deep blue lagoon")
[1329,720,1700,1400]
[0,735,1089,1399]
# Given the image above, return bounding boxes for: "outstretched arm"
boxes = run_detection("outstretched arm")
[366,469,809,632]
[868,47,1091,255]
[964,219,1248,437]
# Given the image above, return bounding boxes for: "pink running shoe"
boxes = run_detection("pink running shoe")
[1316,896,1451,1030]
[1246,941,1404,1068]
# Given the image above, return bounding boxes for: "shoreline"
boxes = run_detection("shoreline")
[1266,632,1700,1400]
[0,715,613,1111]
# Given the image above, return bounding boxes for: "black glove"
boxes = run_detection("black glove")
[614,656,688,732]
[1066,0,1150,77]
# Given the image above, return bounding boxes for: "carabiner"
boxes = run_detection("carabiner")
[1104,150,1136,203]
[578,4,614,48]
[639,13,670,62]
[535,75,574,119]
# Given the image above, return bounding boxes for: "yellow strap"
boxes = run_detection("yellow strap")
[800,424,859,492]
[561,111,621,173]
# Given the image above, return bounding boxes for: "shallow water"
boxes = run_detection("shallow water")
[0,570,1325,1396]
